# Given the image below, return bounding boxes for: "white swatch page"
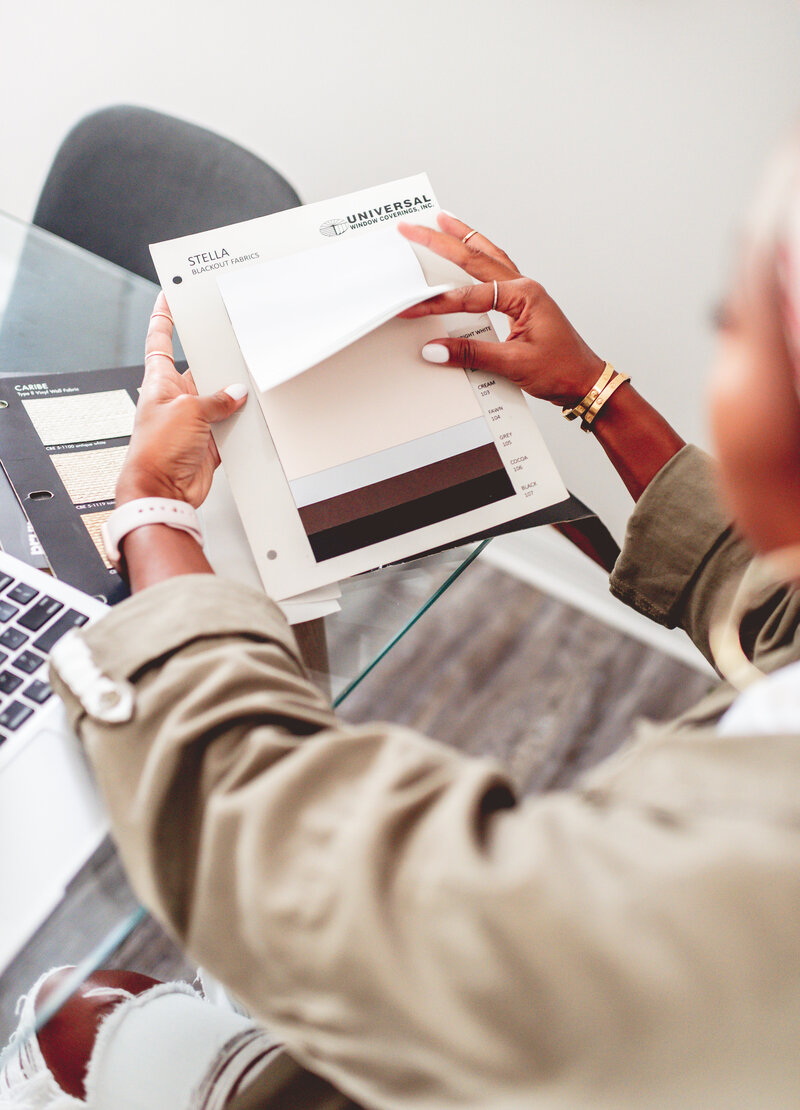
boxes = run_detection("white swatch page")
[217,226,454,392]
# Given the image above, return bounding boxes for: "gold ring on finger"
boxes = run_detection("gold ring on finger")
[491,280,498,312]
[462,230,478,244]
[144,350,175,364]
[150,311,174,324]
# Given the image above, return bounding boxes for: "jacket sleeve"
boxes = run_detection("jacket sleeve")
[609,443,800,672]
[48,574,800,1110]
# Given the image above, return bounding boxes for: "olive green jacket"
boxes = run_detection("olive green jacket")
[51,446,800,1109]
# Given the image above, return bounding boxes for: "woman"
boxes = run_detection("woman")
[7,155,800,1108]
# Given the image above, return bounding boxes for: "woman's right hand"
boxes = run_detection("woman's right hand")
[117,292,248,509]
[398,213,606,409]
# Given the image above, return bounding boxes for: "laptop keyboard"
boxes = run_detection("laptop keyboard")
[0,569,90,748]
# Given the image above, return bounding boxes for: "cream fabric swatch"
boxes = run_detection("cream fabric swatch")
[23,391,136,447]
[52,447,128,505]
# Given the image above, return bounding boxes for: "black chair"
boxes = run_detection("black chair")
[32,105,301,283]
[0,106,301,378]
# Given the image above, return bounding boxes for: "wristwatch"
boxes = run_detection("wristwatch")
[101,498,204,571]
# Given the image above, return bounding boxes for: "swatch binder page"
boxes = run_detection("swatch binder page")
[150,174,571,601]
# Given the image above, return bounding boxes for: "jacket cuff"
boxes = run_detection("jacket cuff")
[49,575,303,724]
[609,445,733,626]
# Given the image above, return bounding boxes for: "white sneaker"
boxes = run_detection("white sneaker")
[0,966,87,1109]
[2,970,276,1110]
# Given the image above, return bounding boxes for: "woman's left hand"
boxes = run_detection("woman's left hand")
[116,292,248,507]
[397,213,605,408]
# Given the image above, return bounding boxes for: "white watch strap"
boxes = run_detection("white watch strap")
[100,498,203,570]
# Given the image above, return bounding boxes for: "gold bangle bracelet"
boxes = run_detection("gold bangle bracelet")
[583,373,623,423]
[562,363,615,421]
[580,372,631,431]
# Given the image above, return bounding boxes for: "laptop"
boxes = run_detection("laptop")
[0,550,110,973]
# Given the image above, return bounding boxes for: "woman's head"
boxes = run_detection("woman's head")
[709,137,800,557]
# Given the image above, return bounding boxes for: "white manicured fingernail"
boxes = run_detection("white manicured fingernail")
[224,382,249,400]
[421,343,450,364]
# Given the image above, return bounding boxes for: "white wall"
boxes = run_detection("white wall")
[2,0,798,660]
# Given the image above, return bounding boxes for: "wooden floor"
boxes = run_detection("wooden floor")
[0,562,714,1041]
[338,562,713,793]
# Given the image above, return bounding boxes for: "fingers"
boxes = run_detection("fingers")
[400,277,534,319]
[195,383,249,424]
[435,212,520,274]
[397,220,518,283]
[419,336,528,382]
[145,291,174,350]
[144,292,178,379]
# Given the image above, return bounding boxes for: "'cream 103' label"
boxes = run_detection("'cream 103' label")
[453,319,542,499]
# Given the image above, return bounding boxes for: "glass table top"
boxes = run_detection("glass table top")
[0,211,491,1044]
